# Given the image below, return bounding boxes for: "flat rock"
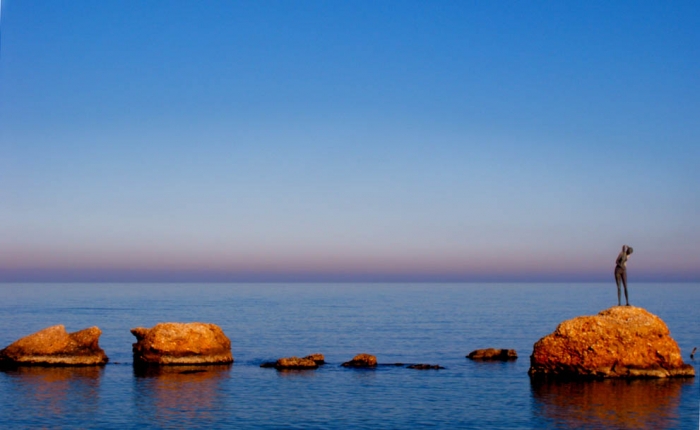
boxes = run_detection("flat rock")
[342,353,377,368]
[467,348,518,361]
[131,322,233,366]
[529,306,695,379]
[0,325,108,367]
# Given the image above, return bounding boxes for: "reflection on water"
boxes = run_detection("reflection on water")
[274,368,319,379]
[133,365,231,427]
[531,377,693,429]
[1,366,102,425]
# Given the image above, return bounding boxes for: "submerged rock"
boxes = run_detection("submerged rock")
[341,353,377,368]
[467,348,518,361]
[0,325,108,367]
[131,322,233,366]
[407,364,444,370]
[529,306,695,379]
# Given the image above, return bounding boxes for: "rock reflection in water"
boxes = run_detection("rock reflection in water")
[531,377,692,429]
[274,368,319,379]
[133,364,231,427]
[1,366,102,425]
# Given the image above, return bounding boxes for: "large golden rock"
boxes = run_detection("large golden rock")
[529,306,694,379]
[0,325,108,367]
[131,322,233,366]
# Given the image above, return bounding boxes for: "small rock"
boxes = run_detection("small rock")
[274,356,319,370]
[131,322,233,366]
[342,353,377,368]
[304,353,325,365]
[260,353,325,369]
[0,325,108,367]
[467,348,518,361]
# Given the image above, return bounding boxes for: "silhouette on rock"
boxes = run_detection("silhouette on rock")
[529,306,695,379]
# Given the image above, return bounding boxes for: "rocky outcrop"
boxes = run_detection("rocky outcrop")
[131,322,233,366]
[529,306,695,379]
[342,353,377,368]
[0,325,108,367]
[467,348,517,361]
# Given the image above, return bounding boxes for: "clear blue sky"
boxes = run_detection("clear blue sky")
[1,1,698,282]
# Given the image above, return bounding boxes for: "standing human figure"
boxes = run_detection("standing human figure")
[614,245,633,306]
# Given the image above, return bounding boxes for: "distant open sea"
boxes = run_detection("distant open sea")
[0,283,698,429]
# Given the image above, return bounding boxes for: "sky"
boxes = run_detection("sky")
[1,1,698,282]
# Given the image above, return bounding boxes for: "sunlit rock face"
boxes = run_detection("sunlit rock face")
[0,325,108,367]
[131,323,233,366]
[529,306,695,379]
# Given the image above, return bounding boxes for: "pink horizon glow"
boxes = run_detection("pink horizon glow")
[2,244,697,282]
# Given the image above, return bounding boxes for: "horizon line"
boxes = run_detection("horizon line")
[2,268,698,284]
[1,279,698,284]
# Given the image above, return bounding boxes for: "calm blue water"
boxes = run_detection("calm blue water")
[0,283,698,429]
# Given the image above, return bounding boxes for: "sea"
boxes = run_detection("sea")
[0,283,698,429]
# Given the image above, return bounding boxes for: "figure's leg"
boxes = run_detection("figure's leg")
[615,270,622,306]
[622,270,629,305]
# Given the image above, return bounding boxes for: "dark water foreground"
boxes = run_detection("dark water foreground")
[1,283,698,429]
